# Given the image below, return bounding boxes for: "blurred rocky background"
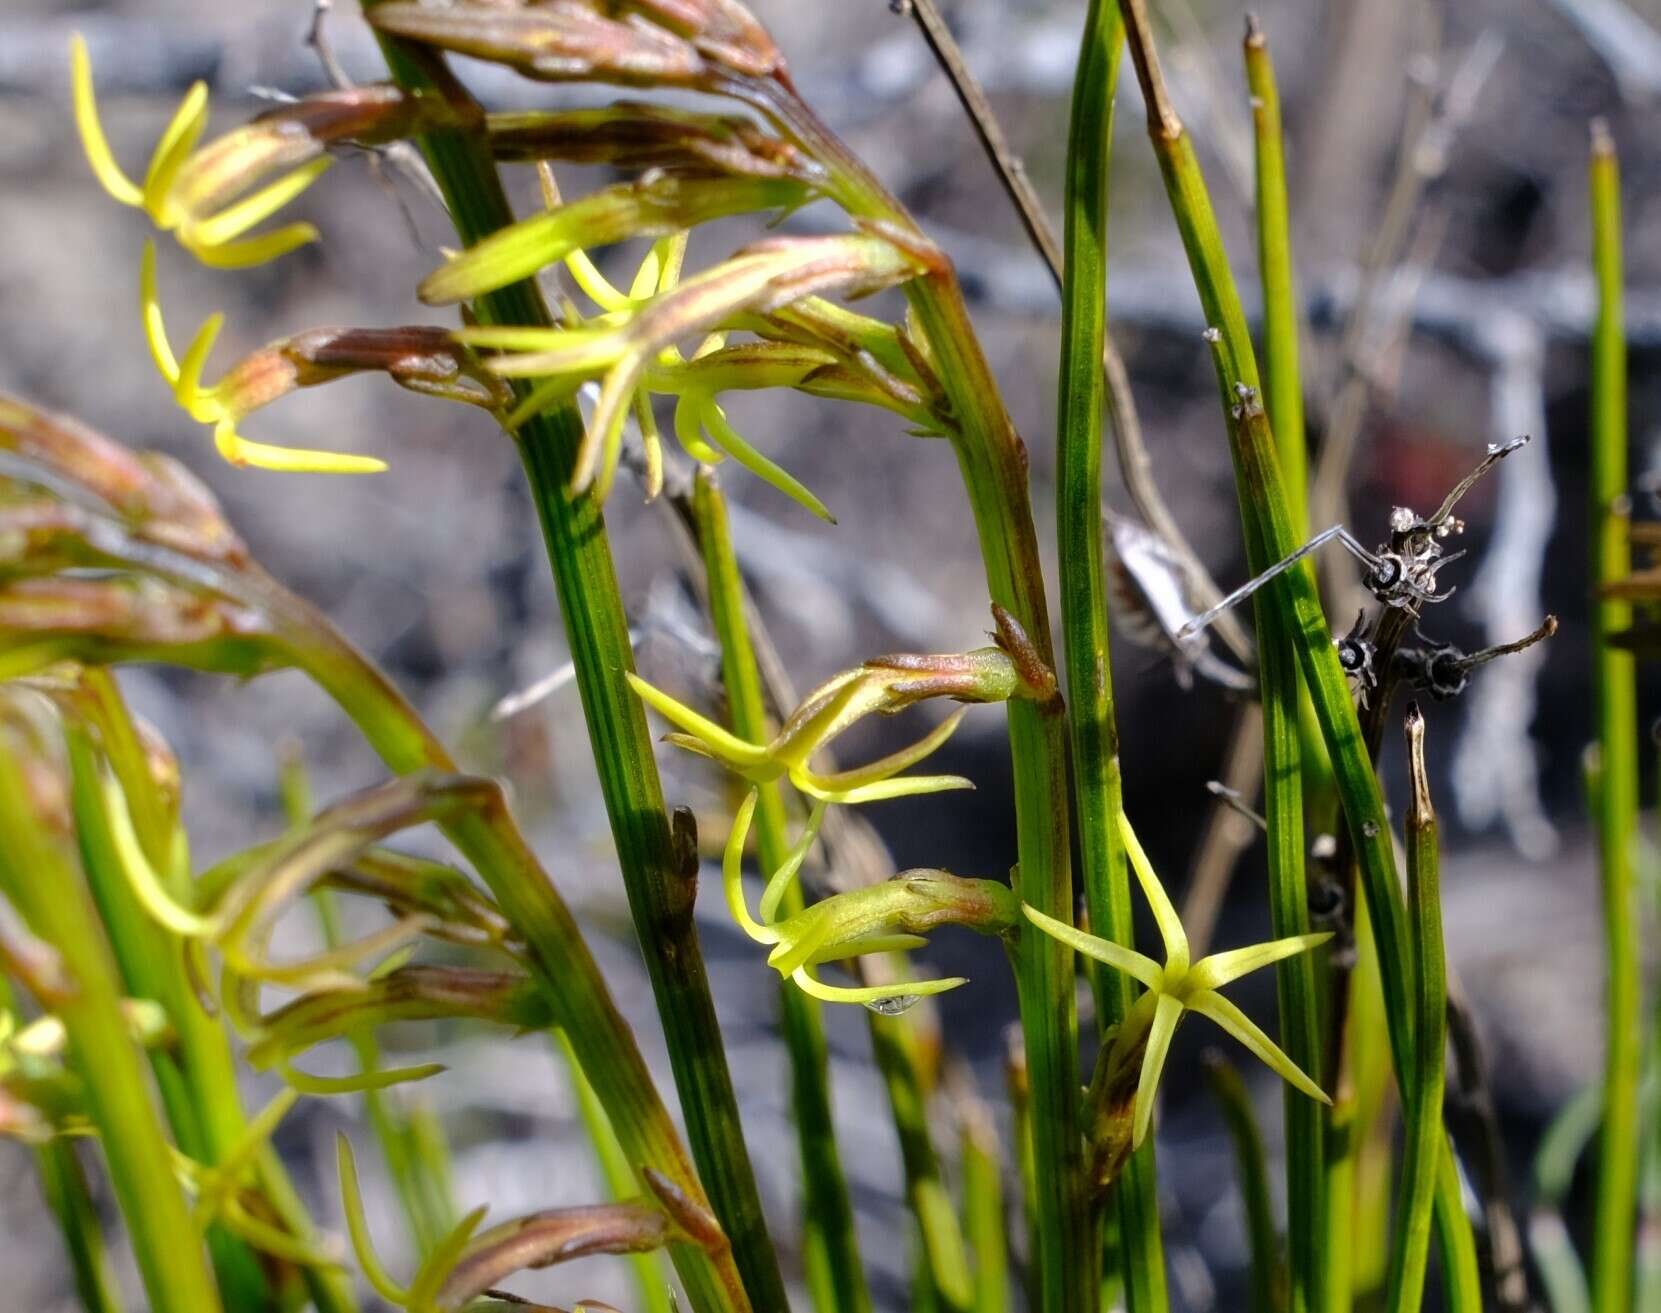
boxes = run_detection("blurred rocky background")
[3,0,1660,1307]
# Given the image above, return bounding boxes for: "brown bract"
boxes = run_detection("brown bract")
[371,0,785,90]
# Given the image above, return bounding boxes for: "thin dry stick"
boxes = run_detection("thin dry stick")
[894,0,1253,666]
[1309,29,1503,559]
[895,0,1062,282]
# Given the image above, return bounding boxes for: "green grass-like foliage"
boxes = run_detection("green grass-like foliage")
[0,4,1630,1313]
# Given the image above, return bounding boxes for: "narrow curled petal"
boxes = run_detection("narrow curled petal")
[758,798,826,924]
[101,775,218,939]
[1186,931,1333,992]
[1186,989,1330,1106]
[213,417,389,475]
[280,1060,446,1097]
[800,706,968,796]
[139,241,181,383]
[420,175,804,305]
[803,932,929,965]
[1022,904,1164,993]
[790,767,972,806]
[69,35,143,207]
[696,397,832,521]
[1118,809,1188,976]
[1132,992,1185,1149]
[141,81,210,216]
[625,671,770,769]
[790,964,966,1007]
[407,1205,490,1311]
[337,1134,410,1305]
[188,159,332,249]
[721,790,779,945]
[186,222,321,270]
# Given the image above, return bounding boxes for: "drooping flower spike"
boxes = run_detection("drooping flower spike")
[1025,808,1330,1152]
[721,790,1018,1011]
[139,243,511,474]
[71,34,331,269]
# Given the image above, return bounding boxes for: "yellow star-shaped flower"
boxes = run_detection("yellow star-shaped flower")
[1025,809,1330,1150]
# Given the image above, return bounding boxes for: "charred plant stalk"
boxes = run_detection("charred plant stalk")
[1386,706,1447,1313]
[1053,1,1166,1306]
[367,30,782,1313]
[1109,0,1479,1282]
[689,467,873,1313]
[1590,118,1642,1313]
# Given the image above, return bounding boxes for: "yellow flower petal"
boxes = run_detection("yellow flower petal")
[213,418,387,475]
[141,80,209,221]
[69,34,143,207]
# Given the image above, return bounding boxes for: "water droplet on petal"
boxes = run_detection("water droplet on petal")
[865,994,920,1017]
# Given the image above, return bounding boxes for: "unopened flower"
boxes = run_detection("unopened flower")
[720,789,1018,1010]
[71,34,331,268]
[1025,809,1330,1155]
[336,1133,721,1313]
[369,0,787,93]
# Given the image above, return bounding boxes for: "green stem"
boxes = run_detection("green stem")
[0,744,223,1313]
[1590,118,1642,1313]
[1204,1056,1284,1313]
[556,1028,675,1313]
[1533,1082,1600,1313]
[1110,0,1479,1275]
[1243,19,1307,534]
[37,1139,124,1313]
[1434,1142,1483,1312]
[66,688,356,1313]
[760,83,1090,1313]
[690,467,872,1313]
[960,1101,1011,1313]
[1054,3,1165,1307]
[62,730,274,1311]
[370,33,780,1312]
[1386,707,1447,1313]
[6,957,125,1313]
[869,1006,974,1313]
